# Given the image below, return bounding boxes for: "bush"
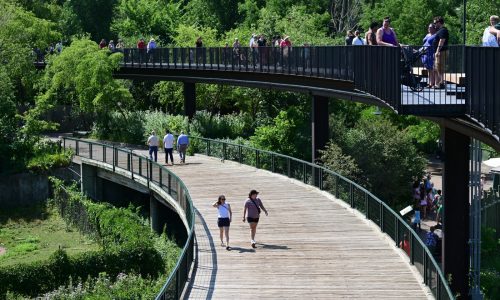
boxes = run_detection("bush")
[91,111,145,144]
[26,140,73,173]
[190,110,255,139]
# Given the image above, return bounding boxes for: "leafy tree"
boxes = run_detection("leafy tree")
[319,142,361,179]
[35,38,133,133]
[250,106,311,160]
[337,117,427,208]
[151,81,184,114]
[273,6,331,45]
[0,67,18,173]
[65,0,116,41]
[463,0,500,44]
[173,24,219,47]
[111,0,181,44]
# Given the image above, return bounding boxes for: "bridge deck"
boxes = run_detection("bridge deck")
[129,151,431,299]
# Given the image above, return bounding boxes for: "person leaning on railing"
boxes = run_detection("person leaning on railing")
[376,17,400,47]
[482,15,500,46]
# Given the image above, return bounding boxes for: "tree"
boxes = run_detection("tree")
[0,67,18,173]
[65,0,116,41]
[111,0,181,44]
[34,38,133,133]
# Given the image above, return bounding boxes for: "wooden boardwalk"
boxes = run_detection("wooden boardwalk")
[129,150,432,300]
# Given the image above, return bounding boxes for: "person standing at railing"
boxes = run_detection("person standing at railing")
[365,22,379,45]
[432,16,449,89]
[352,30,365,45]
[195,36,203,64]
[115,39,124,52]
[213,195,232,250]
[147,131,159,162]
[250,34,258,67]
[147,38,156,63]
[163,129,174,165]
[422,23,437,88]
[399,233,410,256]
[257,34,267,65]
[233,38,241,65]
[108,40,115,53]
[99,39,107,49]
[280,36,292,67]
[177,132,189,163]
[137,38,146,63]
[243,190,268,248]
[482,15,500,47]
[376,17,400,47]
[345,30,355,45]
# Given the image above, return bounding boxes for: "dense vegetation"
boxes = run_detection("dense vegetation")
[0,178,180,298]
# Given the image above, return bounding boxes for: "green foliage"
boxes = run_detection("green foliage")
[465,0,500,45]
[91,111,146,144]
[333,117,427,208]
[191,110,255,139]
[0,67,18,173]
[111,0,182,44]
[481,226,500,299]
[142,111,190,141]
[273,6,331,45]
[173,24,220,47]
[26,151,73,174]
[64,0,116,41]
[319,142,361,179]
[151,82,185,114]
[250,106,310,160]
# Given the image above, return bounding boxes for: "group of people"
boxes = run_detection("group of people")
[98,38,126,53]
[33,41,64,62]
[212,189,269,250]
[411,174,444,231]
[146,130,189,164]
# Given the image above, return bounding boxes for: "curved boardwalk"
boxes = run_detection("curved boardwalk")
[132,151,431,300]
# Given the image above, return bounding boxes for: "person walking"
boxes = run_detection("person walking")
[242,190,268,248]
[177,131,189,163]
[147,131,159,162]
[213,195,232,250]
[432,16,449,89]
[163,129,174,165]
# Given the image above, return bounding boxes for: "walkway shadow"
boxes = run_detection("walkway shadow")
[228,246,256,253]
[182,208,217,300]
[257,243,290,250]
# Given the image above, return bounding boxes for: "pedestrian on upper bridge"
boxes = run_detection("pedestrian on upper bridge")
[376,17,400,47]
[177,132,189,163]
[147,38,157,63]
[365,22,379,45]
[137,38,146,63]
[213,195,232,250]
[195,37,203,64]
[432,16,449,89]
[147,131,159,162]
[243,190,268,249]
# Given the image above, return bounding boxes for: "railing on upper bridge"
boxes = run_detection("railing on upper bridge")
[34,45,500,141]
[188,136,455,300]
[61,137,195,300]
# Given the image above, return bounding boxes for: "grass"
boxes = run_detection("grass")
[0,203,98,267]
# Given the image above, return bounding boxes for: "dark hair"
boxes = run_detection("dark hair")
[166,129,170,133]
[383,16,391,22]
[370,21,379,30]
[217,195,226,205]
[249,190,259,197]
[434,16,444,24]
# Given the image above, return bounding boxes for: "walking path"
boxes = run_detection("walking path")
[130,150,432,299]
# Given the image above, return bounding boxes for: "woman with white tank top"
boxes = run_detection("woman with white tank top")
[212,195,232,250]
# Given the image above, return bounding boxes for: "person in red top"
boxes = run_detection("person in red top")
[137,38,146,63]
[279,36,292,67]
[399,233,411,256]
[99,39,107,49]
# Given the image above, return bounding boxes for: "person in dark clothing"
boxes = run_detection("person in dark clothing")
[432,16,449,89]
[365,22,379,45]
[345,30,355,45]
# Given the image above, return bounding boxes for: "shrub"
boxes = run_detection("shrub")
[91,111,145,144]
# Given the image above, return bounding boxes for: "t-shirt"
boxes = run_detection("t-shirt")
[257,39,267,47]
[352,37,364,45]
[433,27,449,51]
[425,232,438,247]
[482,27,499,47]
[245,198,263,218]
[147,135,159,147]
[163,134,174,149]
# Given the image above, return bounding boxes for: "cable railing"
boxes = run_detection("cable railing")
[62,137,195,300]
[190,136,454,300]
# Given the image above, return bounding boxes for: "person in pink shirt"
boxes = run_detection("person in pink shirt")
[242,190,268,248]
[279,36,292,67]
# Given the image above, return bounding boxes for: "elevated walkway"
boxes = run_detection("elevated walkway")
[132,150,431,299]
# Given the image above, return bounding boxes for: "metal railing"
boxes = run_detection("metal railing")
[190,136,454,300]
[481,188,500,239]
[122,46,355,81]
[466,47,500,140]
[62,137,195,300]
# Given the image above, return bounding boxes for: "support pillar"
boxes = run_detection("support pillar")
[150,195,160,233]
[312,95,329,162]
[80,163,102,201]
[183,82,196,119]
[442,127,470,298]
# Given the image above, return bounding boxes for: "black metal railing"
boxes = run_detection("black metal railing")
[122,46,355,81]
[190,136,454,300]
[466,47,500,140]
[62,137,195,300]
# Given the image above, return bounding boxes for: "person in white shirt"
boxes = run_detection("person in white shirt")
[147,131,159,162]
[352,30,365,45]
[163,129,174,165]
[212,195,232,250]
[482,15,500,47]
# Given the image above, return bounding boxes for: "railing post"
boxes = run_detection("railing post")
[103,145,106,162]
[149,160,153,187]
[127,151,130,171]
[365,193,369,218]
[287,158,291,177]
[303,163,307,183]
[147,159,150,188]
[271,154,275,173]
[175,270,180,299]
[63,138,66,150]
[207,140,211,156]
[223,143,227,161]
[76,140,79,156]
[319,168,323,190]
[112,146,116,172]
[168,173,172,195]
[159,167,162,187]
[410,235,415,265]
[139,157,142,176]
[395,217,399,246]
[239,146,242,163]
[130,150,134,180]
[349,183,354,208]
[255,150,259,168]
[380,203,384,232]
[89,143,93,159]
[335,176,339,198]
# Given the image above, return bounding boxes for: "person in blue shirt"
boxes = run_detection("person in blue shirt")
[425,226,438,255]
[177,132,189,163]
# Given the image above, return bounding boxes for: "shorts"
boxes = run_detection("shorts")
[218,218,230,227]
[247,217,259,223]
[434,51,447,73]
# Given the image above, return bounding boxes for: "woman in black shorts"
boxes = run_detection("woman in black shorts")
[242,190,268,248]
[213,195,232,250]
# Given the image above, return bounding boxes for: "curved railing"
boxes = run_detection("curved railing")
[190,136,454,300]
[62,137,195,300]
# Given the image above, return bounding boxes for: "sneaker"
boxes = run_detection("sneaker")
[226,246,231,250]
[221,241,225,247]
[251,240,256,248]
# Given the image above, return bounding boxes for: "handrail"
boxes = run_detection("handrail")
[62,136,195,300]
[190,135,454,300]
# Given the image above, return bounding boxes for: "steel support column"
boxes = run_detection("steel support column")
[312,95,329,162]
[442,127,470,298]
[183,82,196,119]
